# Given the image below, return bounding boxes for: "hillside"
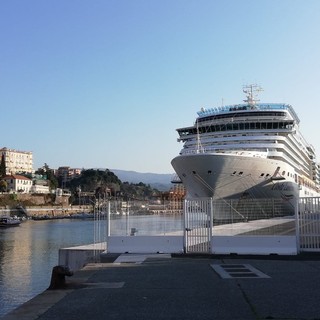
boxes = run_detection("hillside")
[111,169,174,191]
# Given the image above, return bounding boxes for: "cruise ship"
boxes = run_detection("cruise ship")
[171,85,320,219]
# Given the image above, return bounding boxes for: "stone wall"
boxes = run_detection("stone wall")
[0,193,69,206]
[0,193,92,218]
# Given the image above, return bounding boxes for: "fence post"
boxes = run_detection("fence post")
[183,199,187,253]
[107,200,110,237]
[295,198,300,253]
[209,198,213,253]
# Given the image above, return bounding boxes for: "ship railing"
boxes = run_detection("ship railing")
[197,103,300,124]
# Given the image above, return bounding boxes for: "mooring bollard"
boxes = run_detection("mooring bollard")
[48,265,74,290]
[130,227,138,236]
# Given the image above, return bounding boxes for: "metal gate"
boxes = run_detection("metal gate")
[184,198,212,253]
[184,197,320,254]
[298,197,320,252]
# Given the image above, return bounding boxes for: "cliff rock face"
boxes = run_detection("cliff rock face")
[0,193,69,207]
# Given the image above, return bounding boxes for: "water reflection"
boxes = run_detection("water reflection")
[0,215,183,317]
[0,219,95,317]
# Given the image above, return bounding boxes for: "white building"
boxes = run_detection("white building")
[4,175,33,193]
[0,147,33,175]
[30,184,50,194]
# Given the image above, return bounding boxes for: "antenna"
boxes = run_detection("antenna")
[243,84,263,107]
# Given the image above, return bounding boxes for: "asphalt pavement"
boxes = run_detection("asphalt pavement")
[2,253,320,320]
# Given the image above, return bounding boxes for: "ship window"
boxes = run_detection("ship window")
[282,171,285,176]
[208,170,212,174]
[232,171,237,175]
[239,172,243,176]
[260,173,264,177]
[266,174,270,177]
[192,171,196,174]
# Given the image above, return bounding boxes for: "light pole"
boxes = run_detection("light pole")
[77,186,81,206]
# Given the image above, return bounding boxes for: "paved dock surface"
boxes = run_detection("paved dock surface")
[2,253,320,320]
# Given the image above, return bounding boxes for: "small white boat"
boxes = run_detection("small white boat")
[0,216,21,227]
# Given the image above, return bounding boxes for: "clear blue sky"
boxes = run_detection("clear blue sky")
[1,0,320,174]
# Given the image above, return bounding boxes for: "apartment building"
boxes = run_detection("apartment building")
[56,166,82,187]
[0,147,33,174]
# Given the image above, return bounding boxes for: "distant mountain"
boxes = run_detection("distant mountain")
[111,169,174,191]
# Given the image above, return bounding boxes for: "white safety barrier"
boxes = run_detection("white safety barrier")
[212,236,297,255]
[107,236,184,254]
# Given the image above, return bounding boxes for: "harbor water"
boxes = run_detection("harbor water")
[0,214,183,317]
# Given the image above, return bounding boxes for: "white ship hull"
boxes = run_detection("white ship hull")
[172,153,299,198]
[171,153,315,219]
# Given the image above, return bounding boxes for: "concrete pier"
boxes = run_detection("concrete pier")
[59,243,107,272]
[3,253,320,320]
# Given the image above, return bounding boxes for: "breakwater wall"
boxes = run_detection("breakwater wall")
[0,193,70,206]
[0,205,92,218]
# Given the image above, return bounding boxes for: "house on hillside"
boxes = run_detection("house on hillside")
[4,174,33,193]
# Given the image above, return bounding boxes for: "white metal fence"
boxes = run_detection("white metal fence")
[298,197,320,252]
[183,197,297,254]
[183,197,320,254]
[104,197,320,254]
[184,199,212,253]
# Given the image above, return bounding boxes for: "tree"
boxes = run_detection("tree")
[68,169,122,193]
[67,169,161,202]
[0,154,6,178]
[35,163,58,190]
[0,179,7,192]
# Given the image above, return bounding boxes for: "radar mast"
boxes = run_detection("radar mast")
[243,84,263,108]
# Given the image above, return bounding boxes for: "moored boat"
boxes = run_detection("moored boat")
[0,216,21,227]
